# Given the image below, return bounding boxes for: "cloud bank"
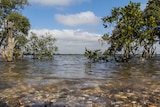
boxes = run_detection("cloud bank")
[29,0,90,6]
[54,11,101,26]
[30,29,106,54]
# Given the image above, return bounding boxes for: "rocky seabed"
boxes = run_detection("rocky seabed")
[0,79,160,107]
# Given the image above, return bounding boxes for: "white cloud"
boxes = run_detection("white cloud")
[30,29,107,54]
[29,0,90,6]
[54,11,101,27]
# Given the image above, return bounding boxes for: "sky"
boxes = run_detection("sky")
[22,0,148,54]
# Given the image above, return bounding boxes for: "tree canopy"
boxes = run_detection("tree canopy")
[0,0,59,61]
[143,0,160,39]
[85,1,160,62]
[26,32,58,59]
[144,0,160,25]
[0,0,30,61]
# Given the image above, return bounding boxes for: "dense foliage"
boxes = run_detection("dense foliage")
[26,32,58,59]
[0,0,30,61]
[7,12,30,59]
[85,1,160,62]
[143,0,160,39]
[0,0,29,46]
[0,0,58,61]
[144,0,160,25]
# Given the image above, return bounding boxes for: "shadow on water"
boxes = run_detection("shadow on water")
[25,104,73,107]
[0,59,30,90]
[112,57,160,79]
[0,99,70,107]
[84,58,160,80]
[0,101,9,107]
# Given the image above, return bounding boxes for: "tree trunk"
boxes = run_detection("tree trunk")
[7,37,16,61]
[1,22,17,62]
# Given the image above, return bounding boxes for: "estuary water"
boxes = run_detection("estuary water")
[0,55,160,106]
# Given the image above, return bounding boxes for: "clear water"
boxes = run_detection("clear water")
[0,55,160,87]
[0,55,160,106]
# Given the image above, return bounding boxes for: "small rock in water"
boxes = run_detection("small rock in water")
[149,105,157,107]
[141,58,146,62]
[131,101,137,104]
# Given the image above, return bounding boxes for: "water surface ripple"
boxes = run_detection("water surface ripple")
[0,55,160,106]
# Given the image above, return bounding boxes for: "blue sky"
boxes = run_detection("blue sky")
[22,0,148,54]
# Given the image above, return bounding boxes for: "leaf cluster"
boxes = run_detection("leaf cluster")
[84,48,107,62]
[85,1,159,62]
[26,32,58,59]
[0,0,30,59]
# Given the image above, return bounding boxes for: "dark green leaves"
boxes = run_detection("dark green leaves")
[6,12,30,35]
[85,1,159,62]
[0,0,30,60]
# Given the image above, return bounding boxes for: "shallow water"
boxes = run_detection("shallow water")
[0,55,160,106]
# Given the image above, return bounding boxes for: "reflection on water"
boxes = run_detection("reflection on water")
[0,55,160,86]
[0,55,160,106]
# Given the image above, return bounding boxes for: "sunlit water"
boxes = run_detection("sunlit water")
[0,54,160,89]
[0,55,160,106]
